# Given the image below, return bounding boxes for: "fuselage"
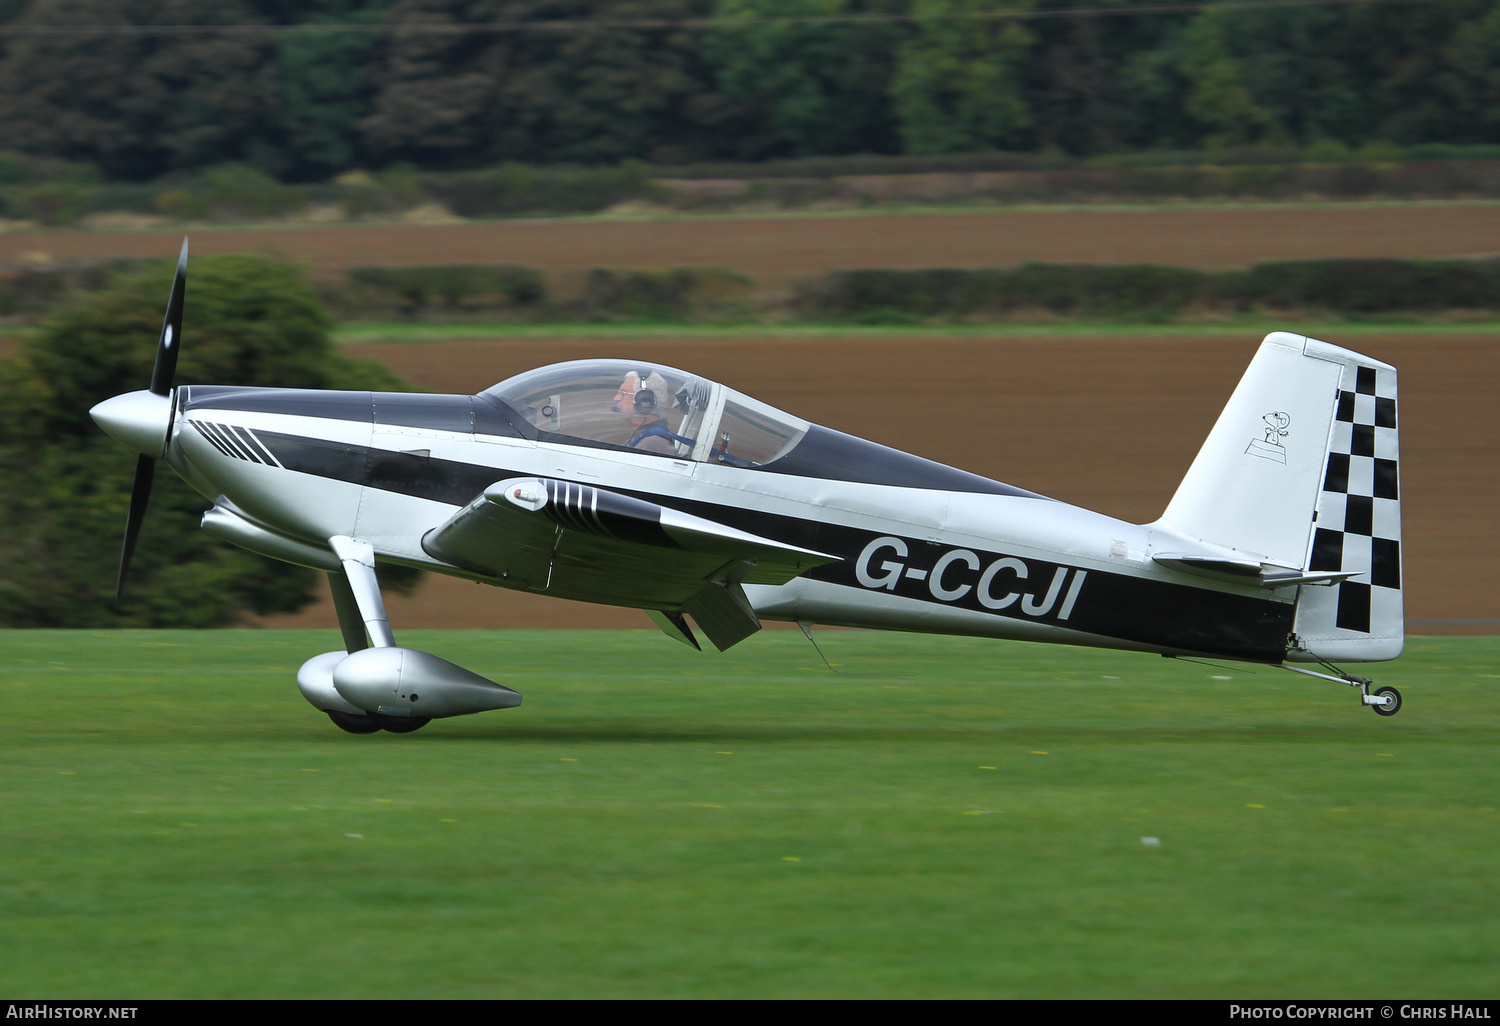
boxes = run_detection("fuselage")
[168,380,1294,663]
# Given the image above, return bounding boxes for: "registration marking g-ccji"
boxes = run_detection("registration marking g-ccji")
[854,536,1087,620]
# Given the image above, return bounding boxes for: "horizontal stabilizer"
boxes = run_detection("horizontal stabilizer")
[1153,554,1358,589]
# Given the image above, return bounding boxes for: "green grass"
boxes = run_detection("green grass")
[3,630,1497,998]
[13,319,1500,356]
[332,319,1500,346]
[570,197,1500,223]
[32,197,1500,235]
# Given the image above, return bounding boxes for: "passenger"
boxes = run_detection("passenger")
[613,369,690,455]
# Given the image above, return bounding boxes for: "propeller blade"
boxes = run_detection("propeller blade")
[148,237,188,397]
[117,454,155,601]
[117,238,187,601]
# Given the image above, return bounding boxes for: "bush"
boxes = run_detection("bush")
[323,166,426,219]
[566,268,755,322]
[0,260,148,319]
[0,269,72,316]
[794,264,1212,320]
[11,183,91,225]
[791,260,1500,322]
[1218,259,1500,314]
[1304,139,1353,163]
[152,189,208,221]
[1071,265,1206,318]
[198,163,309,221]
[327,265,547,319]
[422,161,662,218]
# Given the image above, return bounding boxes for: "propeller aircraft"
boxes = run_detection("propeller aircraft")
[90,242,1406,733]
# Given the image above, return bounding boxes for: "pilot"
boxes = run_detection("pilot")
[613,369,690,455]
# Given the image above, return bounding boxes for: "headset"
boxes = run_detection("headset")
[632,368,658,413]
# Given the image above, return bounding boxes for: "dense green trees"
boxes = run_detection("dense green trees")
[891,0,1035,154]
[708,0,904,158]
[0,0,276,179]
[0,257,407,627]
[322,0,727,168]
[0,1,1496,179]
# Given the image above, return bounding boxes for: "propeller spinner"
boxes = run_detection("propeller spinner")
[89,237,188,600]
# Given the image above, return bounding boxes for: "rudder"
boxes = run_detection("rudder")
[1290,338,1403,662]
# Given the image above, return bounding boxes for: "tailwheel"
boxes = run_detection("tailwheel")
[327,710,381,734]
[1370,686,1402,717]
[374,714,430,733]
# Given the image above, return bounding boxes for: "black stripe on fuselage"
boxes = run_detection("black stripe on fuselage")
[251,429,1290,662]
[256,430,495,505]
[645,498,1290,662]
[183,386,531,438]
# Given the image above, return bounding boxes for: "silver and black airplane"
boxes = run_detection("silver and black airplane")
[91,242,1406,733]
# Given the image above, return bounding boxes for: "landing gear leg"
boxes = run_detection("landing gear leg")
[316,535,400,735]
[331,535,395,649]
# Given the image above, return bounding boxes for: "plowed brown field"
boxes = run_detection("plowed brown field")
[6,204,1500,281]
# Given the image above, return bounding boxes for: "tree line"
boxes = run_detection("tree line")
[0,0,1496,183]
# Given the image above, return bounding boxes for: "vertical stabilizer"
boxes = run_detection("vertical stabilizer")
[1154,333,1402,662]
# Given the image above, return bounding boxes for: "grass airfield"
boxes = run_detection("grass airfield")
[4,629,1497,998]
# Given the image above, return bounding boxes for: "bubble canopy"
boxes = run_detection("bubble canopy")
[481,359,810,468]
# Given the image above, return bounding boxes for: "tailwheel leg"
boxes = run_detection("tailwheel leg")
[1279,662,1403,717]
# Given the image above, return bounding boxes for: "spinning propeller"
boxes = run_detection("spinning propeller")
[89,238,188,600]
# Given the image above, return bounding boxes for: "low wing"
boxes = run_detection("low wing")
[422,477,839,650]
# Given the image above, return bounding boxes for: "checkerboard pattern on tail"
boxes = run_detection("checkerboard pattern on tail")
[1293,356,1404,660]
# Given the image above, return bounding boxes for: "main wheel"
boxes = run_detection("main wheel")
[374,714,431,734]
[327,710,381,734]
[1372,686,1402,717]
